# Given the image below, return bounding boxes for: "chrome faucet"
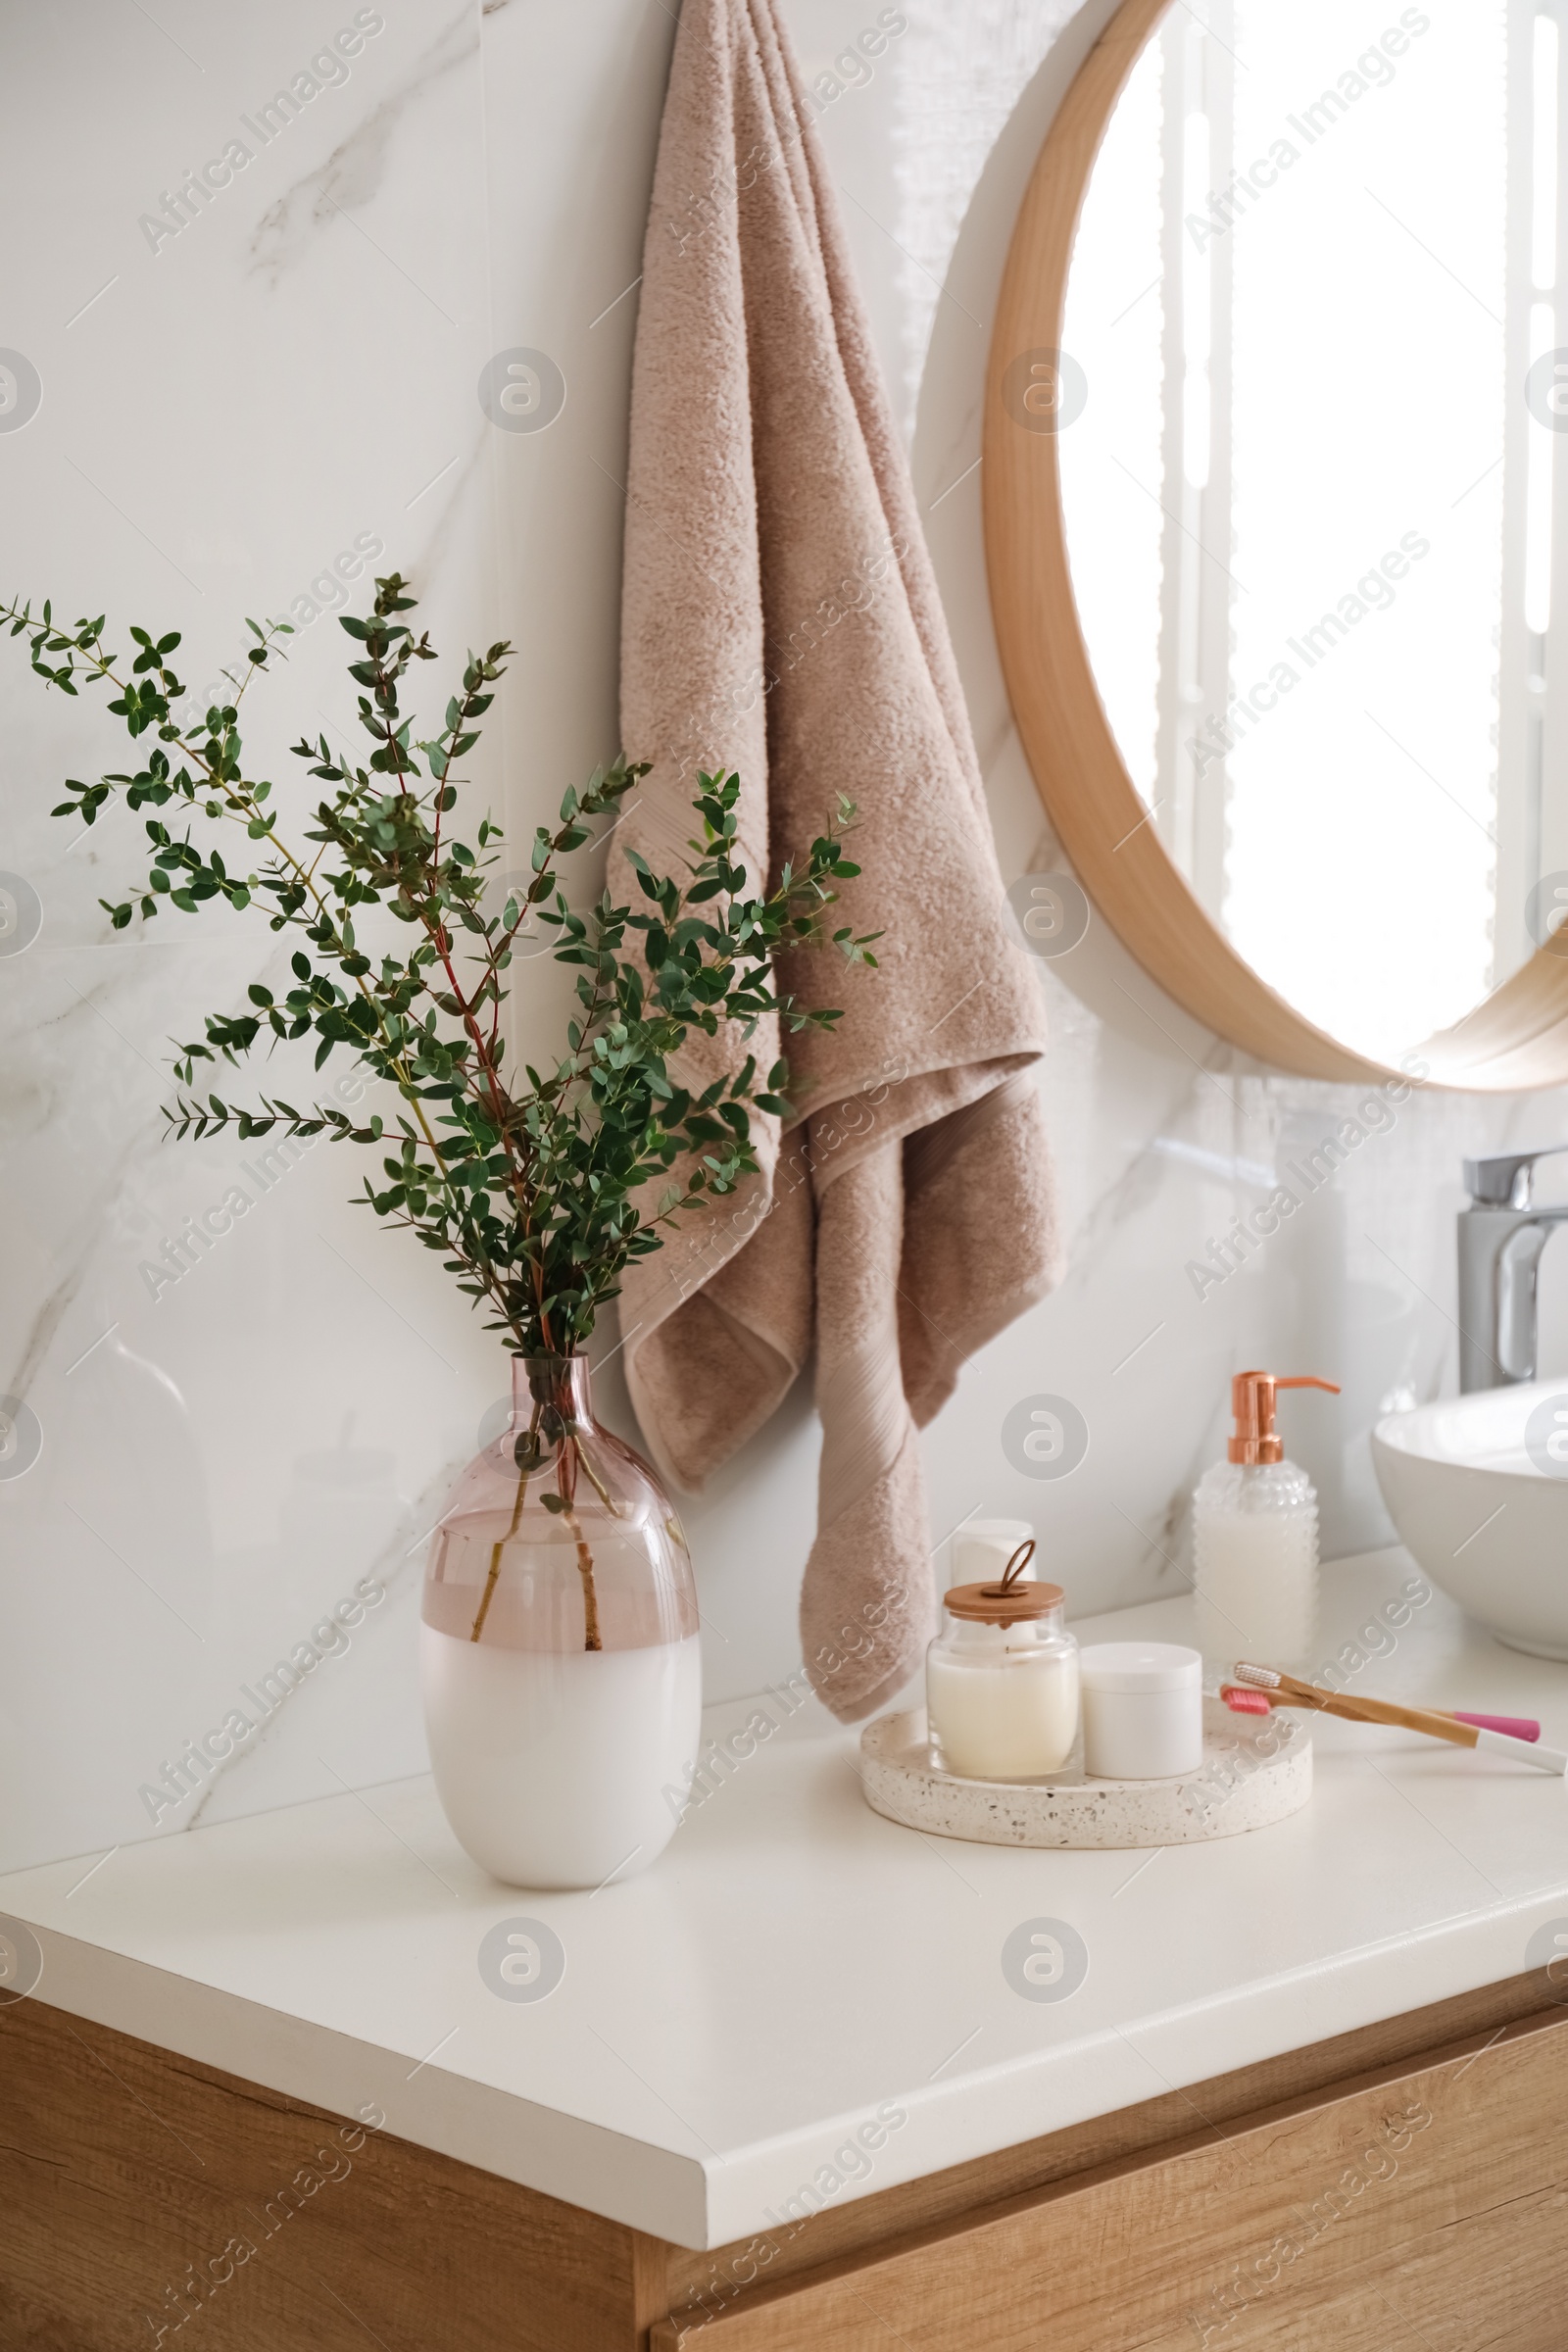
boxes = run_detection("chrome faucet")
[1458,1149,1568,1391]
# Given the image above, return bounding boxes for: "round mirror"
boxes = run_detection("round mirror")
[987,0,1568,1086]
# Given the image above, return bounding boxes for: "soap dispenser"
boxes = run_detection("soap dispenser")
[1193,1371,1341,1669]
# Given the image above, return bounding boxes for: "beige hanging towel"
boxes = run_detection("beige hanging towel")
[616,0,1061,1721]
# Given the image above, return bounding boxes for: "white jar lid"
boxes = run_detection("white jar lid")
[1078,1641,1201,1693]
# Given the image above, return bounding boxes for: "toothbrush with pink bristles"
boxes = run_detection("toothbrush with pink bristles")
[1224,1661,1568,1776]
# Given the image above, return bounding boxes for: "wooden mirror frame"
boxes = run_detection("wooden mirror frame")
[983,0,1568,1092]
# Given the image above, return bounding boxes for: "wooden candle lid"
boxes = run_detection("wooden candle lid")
[943,1541,1063,1628]
[944,1579,1065,1626]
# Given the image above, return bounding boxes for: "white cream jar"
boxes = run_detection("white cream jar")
[1078,1642,1203,1779]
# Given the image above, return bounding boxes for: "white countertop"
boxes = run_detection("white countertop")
[4,1550,1567,2251]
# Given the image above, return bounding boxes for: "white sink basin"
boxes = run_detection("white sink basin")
[1372,1381,1568,1659]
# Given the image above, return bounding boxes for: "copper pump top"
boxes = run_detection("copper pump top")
[944,1540,1064,1626]
[1228,1370,1341,1464]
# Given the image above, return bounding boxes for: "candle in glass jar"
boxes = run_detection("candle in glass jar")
[925,1567,1079,1780]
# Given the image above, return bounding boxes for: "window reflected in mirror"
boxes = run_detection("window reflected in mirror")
[1058,1,1547,1064]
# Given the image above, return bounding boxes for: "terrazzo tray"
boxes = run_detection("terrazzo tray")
[859,1697,1311,1848]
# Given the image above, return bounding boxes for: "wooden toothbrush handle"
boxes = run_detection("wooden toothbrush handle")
[1275,1682,1476,1746]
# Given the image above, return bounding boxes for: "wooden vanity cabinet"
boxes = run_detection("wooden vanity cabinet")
[3,1967,1565,2350]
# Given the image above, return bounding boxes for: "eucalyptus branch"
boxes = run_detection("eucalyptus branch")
[1,592,467,1215]
[3,573,878,1357]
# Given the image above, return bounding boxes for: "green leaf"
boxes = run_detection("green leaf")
[4,572,869,1359]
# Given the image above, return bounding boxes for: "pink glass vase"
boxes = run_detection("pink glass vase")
[420,1353,701,1888]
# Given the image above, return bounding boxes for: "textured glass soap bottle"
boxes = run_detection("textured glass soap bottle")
[1193,1372,1340,1669]
[420,1354,701,1889]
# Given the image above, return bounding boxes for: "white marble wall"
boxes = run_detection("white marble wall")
[0,0,511,1872]
[2,0,1563,1874]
